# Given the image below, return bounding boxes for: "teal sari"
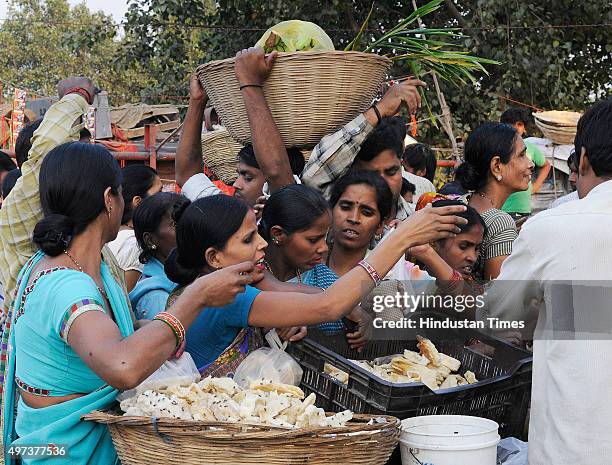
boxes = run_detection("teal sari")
[2,251,134,464]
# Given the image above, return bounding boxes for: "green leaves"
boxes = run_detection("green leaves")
[358,0,499,87]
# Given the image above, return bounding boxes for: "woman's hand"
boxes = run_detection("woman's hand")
[406,243,435,261]
[398,204,467,249]
[183,262,256,308]
[277,326,308,342]
[253,195,268,221]
[345,307,372,352]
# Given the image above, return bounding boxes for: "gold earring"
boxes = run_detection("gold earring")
[107,206,112,218]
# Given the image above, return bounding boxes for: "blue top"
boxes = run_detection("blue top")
[290,264,344,334]
[185,285,261,369]
[129,258,176,319]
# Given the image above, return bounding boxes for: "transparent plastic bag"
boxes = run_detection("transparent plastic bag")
[497,437,528,465]
[255,20,335,53]
[233,329,303,389]
[116,352,200,402]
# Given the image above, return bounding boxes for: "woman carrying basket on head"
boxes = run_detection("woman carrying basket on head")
[1,142,260,464]
[164,193,467,377]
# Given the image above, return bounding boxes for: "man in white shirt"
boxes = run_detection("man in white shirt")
[479,98,612,465]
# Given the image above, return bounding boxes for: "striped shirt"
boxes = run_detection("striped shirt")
[474,208,518,282]
[301,114,412,224]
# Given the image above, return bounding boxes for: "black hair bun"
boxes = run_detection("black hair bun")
[164,247,201,286]
[455,161,480,191]
[32,214,74,256]
[172,198,191,224]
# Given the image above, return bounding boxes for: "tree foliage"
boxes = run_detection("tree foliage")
[1,0,609,143]
[0,0,152,105]
[122,0,611,143]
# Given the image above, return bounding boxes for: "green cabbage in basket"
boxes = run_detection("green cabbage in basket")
[255,20,335,53]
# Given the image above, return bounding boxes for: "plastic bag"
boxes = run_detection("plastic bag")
[233,329,303,389]
[497,437,528,465]
[116,352,200,402]
[255,20,335,53]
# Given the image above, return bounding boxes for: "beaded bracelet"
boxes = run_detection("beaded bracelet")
[358,259,382,286]
[161,312,186,342]
[153,312,186,348]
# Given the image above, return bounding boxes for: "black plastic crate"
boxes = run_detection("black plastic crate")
[287,311,532,439]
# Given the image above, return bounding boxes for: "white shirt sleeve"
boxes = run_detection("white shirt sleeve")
[478,230,542,338]
[181,173,222,201]
[110,233,144,273]
[261,175,302,197]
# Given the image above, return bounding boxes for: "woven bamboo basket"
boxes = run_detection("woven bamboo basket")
[534,110,581,145]
[202,129,312,185]
[197,51,392,148]
[201,129,243,184]
[83,410,400,465]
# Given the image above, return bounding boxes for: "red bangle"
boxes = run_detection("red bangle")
[450,270,463,281]
[358,259,382,286]
[65,87,92,104]
[154,312,186,348]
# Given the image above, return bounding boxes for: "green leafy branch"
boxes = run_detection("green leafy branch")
[346,0,499,85]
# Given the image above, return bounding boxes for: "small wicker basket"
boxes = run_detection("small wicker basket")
[197,51,392,148]
[534,110,581,145]
[83,410,400,465]
[201,129,242,185]
[202,129,312,185]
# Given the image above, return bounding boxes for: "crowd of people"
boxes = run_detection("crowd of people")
[0,46,609,465]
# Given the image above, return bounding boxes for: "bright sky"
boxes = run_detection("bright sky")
[0,0,129,23]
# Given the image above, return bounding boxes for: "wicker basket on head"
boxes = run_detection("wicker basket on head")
[202,129,313,184]
[197,51,392,148]
[83,410,400,465]
[201,129,243,185]
[533,110,581,145]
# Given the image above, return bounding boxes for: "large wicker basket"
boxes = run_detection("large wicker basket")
[534,110,581,145]
[197,51,392,148]
[83,410,400,465]
[201,129,242,184]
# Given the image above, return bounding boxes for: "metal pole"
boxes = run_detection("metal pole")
[144,124,158,170]
[155,121,183,153]
[551,144,558,200]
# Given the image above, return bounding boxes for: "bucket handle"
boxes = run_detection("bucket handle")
[409,448,424,465]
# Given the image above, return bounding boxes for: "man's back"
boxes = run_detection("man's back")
[494,180,612,465]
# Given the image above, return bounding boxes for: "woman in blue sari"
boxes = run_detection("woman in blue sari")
[130,192,188,319]
[1,142,258,464]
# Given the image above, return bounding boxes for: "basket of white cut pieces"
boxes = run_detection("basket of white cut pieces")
[83,375,400,465]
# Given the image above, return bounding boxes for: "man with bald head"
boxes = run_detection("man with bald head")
[0,77,127,334]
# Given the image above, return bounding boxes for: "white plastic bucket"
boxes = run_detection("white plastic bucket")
[400,415,500,465]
